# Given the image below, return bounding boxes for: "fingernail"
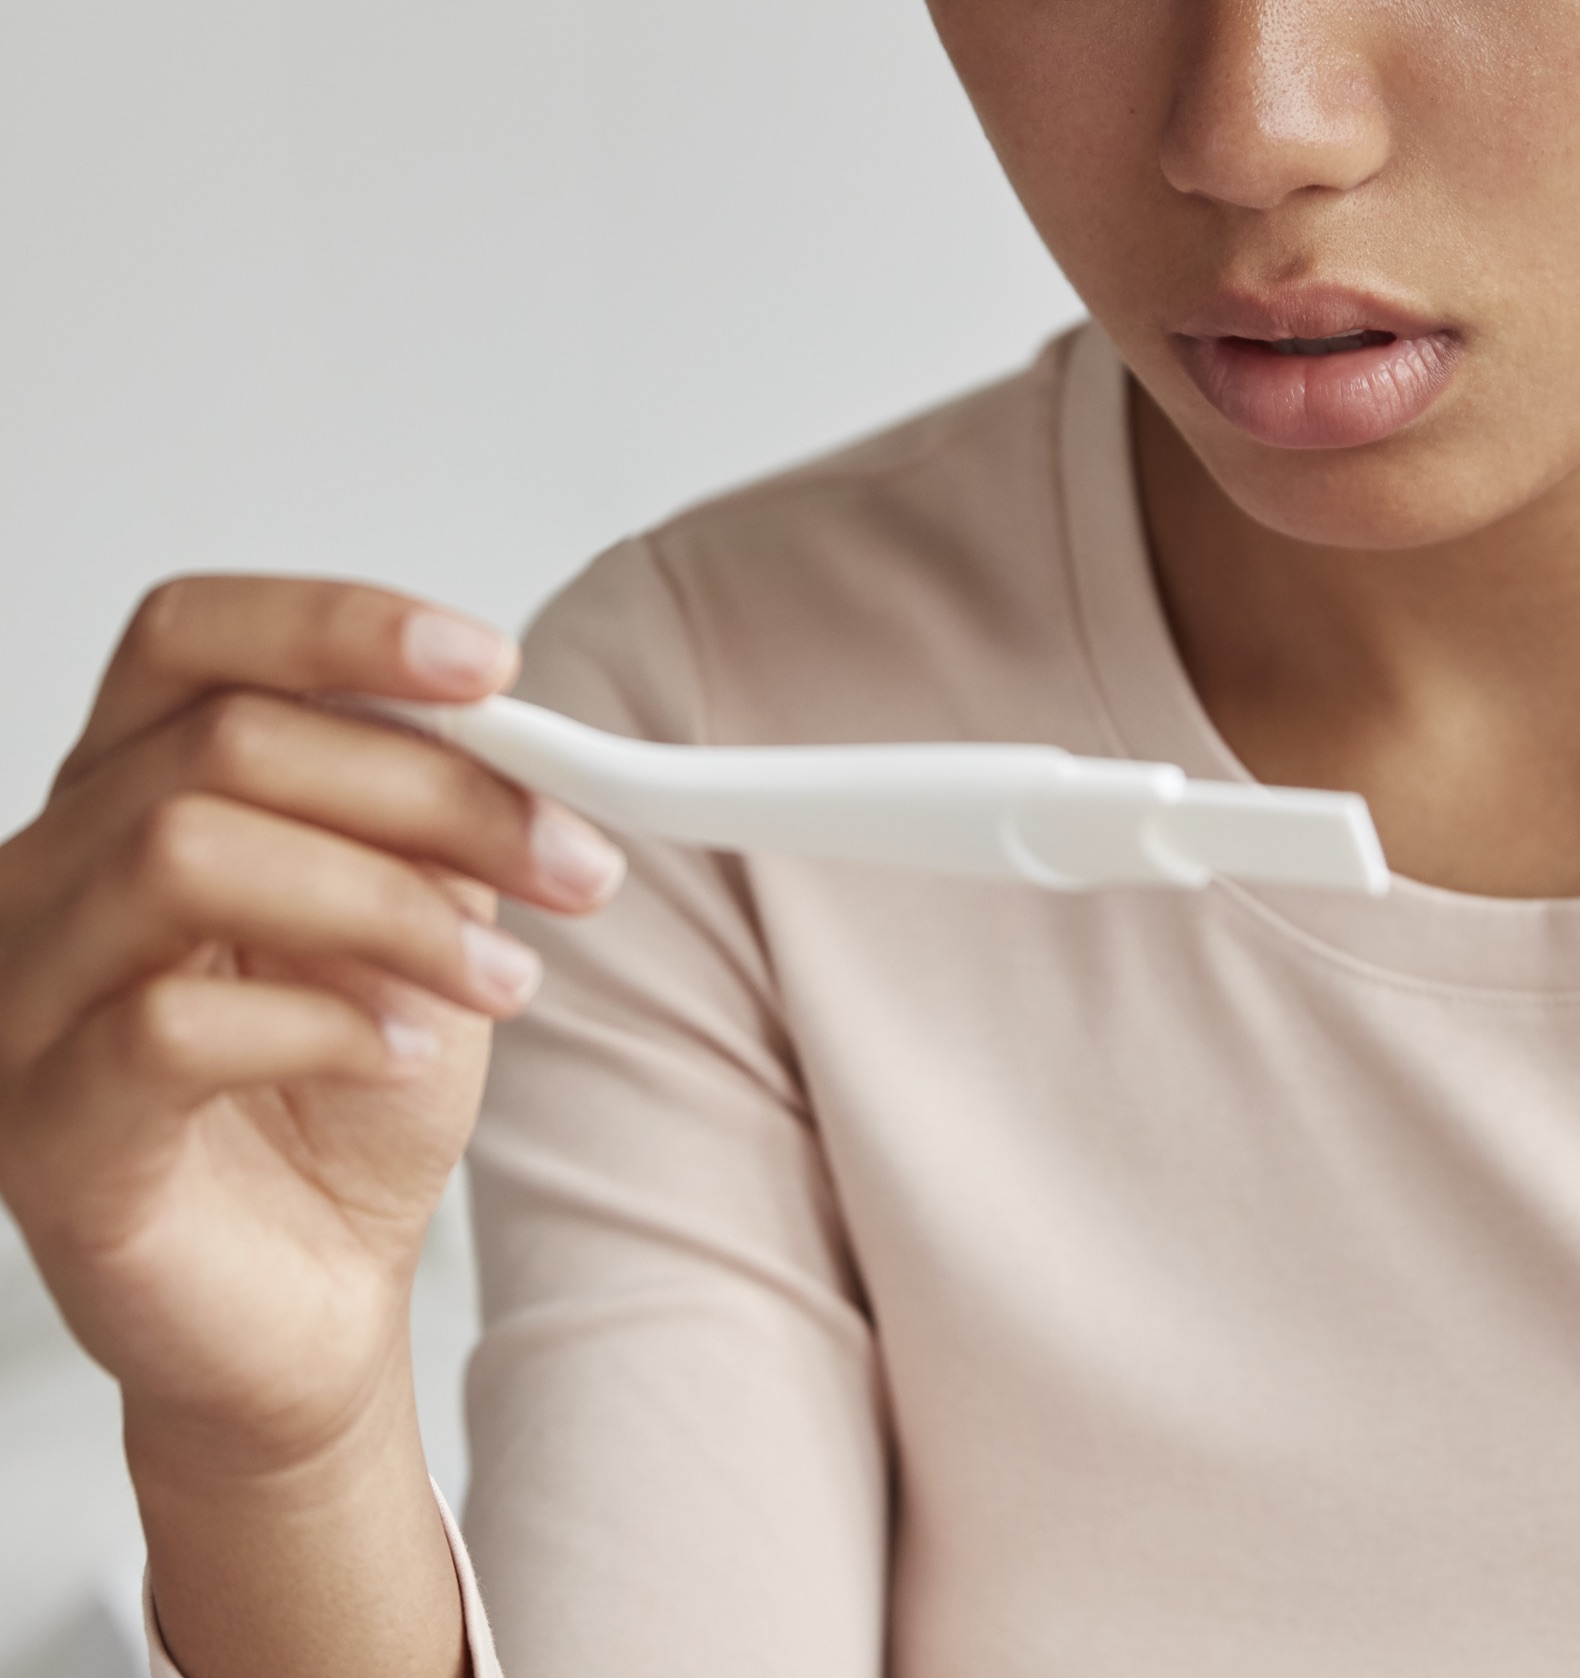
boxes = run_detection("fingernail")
[402,610,515,690]
[530,804,628,904]
[460,921,544,1009]
[381,1016,440,1065]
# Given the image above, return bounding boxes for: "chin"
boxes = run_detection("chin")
[1185,424,1556,555]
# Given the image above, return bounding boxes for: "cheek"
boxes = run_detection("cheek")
[927,0,1165,271]
[1394,7,1580,289]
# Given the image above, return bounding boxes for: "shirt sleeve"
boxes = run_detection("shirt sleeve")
[461,538,891,1676]
[143,1480,504,1678]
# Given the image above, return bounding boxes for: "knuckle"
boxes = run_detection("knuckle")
[316,582,385,658]
[190,691,281,789]
[436,755,524,847]
[122,980,206,1079]
[362,859,447,956]
[132,793,224,909]
[124,576,195,671]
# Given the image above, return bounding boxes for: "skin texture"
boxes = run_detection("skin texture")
[929,0,1580,895]
[0,578,626,1677]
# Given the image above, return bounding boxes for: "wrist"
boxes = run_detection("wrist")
[129,1333,466,1678]
[123,1319,416,1498]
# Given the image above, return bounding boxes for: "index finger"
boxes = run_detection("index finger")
[58,574,521,788]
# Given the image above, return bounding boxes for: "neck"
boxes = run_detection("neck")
[1129,378,1580,898]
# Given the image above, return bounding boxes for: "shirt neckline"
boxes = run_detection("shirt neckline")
[1056,318,1580,996]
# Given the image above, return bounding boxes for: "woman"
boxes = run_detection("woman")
[5,3,1580,1672]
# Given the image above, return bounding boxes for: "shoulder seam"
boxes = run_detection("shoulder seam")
[645,351,1063,543]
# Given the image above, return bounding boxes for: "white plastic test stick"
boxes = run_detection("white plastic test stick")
[361,695,1390,896]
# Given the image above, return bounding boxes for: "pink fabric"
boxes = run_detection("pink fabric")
[154,320,1580,1673]
[467,321,1580,1674]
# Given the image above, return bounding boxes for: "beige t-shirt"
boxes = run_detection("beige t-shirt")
[152,320,1580,1677]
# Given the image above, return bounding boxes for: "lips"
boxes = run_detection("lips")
[1169,287,1464,450]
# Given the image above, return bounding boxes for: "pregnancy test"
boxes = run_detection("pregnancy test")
[360,694,1389,895]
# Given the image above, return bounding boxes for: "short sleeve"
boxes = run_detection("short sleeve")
[462,538,890,1675]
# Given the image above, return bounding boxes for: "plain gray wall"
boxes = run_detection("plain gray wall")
[1,0,1082,838]
[0,1,1083,1668]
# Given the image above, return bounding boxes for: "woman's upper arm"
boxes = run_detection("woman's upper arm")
[462,540,890,1677]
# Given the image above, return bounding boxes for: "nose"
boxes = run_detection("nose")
[1158,0,1390,210]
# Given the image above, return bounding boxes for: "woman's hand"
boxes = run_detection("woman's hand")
[0,574,625,1472]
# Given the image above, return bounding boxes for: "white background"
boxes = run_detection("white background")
[0,2,1082,1669]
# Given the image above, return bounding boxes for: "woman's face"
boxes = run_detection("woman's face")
[928,0,1580,552]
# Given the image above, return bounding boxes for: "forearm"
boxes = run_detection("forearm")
[128,1339,467,1678]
